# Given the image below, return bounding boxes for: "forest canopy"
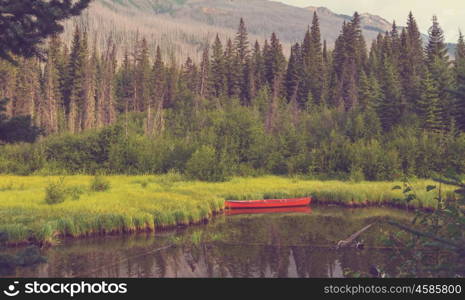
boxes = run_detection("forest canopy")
[1,12,465,181]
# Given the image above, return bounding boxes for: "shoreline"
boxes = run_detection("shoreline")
[0,175,452,247]
[3,202,430,248]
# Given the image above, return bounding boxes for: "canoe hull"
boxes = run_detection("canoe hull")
[225,206,312,216]
[225,197,311,209]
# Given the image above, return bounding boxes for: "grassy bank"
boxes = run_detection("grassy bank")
[0,175,453,245]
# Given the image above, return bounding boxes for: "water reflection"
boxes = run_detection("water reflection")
[6,207,411,278]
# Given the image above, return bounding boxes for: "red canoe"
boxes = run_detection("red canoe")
[225,206,312,216]
[225,197,312,209]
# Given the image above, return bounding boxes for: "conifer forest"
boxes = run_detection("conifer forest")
[1,11,465,181]
[1,1,465,280]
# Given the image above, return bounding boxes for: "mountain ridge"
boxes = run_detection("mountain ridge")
[63,0,455,61]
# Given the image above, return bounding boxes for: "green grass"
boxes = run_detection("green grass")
[0,175,453,245]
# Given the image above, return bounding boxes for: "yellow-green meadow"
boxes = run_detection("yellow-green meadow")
[0,175,452,245]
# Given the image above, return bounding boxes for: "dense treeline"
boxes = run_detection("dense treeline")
[1,12,465,181]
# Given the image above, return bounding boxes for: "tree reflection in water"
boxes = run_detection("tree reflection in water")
[7,207,412,278]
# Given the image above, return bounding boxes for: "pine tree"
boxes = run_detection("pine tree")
[264,32,286,96]
[66,26,88,132]
[308,12,325,105]
[210,35,226,98]
[426,16,454,131]
[358,70,371,110]
[0,0,91,63]
[453,32,465,131]
[198,46,210,99]
[151,46,165,103]
[329,13,367,110]
[81,31,96,131]
[41,38,61,134]
[252,40,265,93]
[116,49,134,114]
[234,18,250,65]
[378,56,403,130]
[417,70,441,132]
[224,38,239,98]
[13,57,41,121]
[134,38,152,112]
[401,12,425,108]
[455,31,465,86]
[390,21,401,63]
[426,16,449,65]
[181,57,198,93]
[99,40,117,127]
[286,43,302,104]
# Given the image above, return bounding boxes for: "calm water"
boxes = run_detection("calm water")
[4,206,414,278]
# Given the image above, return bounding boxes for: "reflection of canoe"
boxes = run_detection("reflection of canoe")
[225,206,312,216]
[225,197,311,209]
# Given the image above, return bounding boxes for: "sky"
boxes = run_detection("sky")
[279,0,464,42]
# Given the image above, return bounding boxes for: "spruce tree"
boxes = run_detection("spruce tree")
[286,43,303,104]
[210,35,226,98]
[308,12,325,105]
[115,50,134,114]
[134,38,152,112]
[378,56,403,130]
[224,38,239,98]
[198,46,210,99]
[252,40,265,93]
[418,70,441,132]
[0,0,91,63]
[66,27,87,132]
[426,16,454,131]
[151,46,165,103]
[264,32,286,96]
[455,31,465,86]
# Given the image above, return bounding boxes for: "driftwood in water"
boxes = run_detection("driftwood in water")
[337,224,373,249]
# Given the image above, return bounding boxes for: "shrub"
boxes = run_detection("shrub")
[66,185,86,200]
[90,175,111,192]
[186,146,226,182]
[44,178,68,205]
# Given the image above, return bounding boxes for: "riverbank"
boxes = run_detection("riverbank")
[0,175,453,245]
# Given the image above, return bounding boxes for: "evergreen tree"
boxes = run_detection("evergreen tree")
[151,46,165,103]
[264,32,286,96]
[426,16,454,131]
[0,0,91,63]
[224,38,239,98]
[286,43,303,104]
[234,18,250,65]
[41,37,61,134]
[426,16,449,65]
[134,38,152,112]
[418,70,441,132]
[116,50,134,114]
[401,12,425,108]
[308,12,325,105]
[252,40,265,93]
[378,56,403,130]
[455,31,465,86]
[198,46,210,98]
[210,35,226,98]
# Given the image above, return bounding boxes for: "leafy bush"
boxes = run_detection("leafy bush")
[66,185,86,200]
[44,177,68,205]
[186,146,226,182]
[90,175,111,192]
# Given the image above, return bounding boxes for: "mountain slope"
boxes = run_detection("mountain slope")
[63,0,452,61]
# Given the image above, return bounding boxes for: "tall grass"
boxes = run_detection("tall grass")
[0,175,452,245]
